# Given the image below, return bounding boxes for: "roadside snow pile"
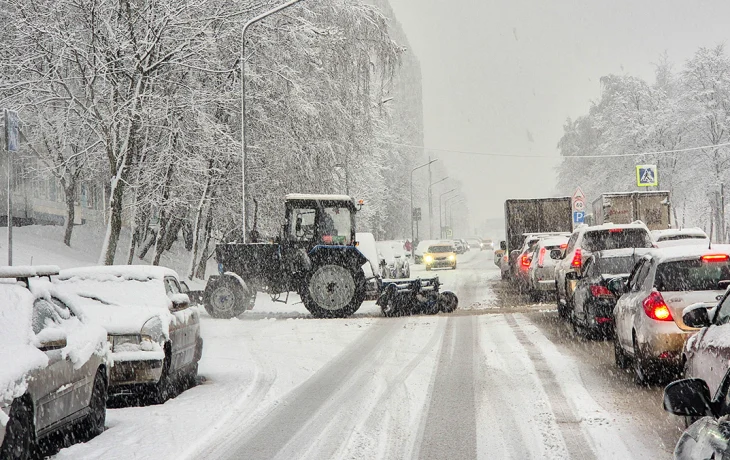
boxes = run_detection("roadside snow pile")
[0,284,47,409]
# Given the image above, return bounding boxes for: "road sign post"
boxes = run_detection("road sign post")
[4,109,18,266]
[572,187,586,228]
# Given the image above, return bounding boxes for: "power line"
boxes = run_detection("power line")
[380,140,730,159]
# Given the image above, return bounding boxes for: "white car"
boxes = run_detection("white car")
[527,235,569,301]
[612,245,730,384]
[376,241,410,279]
[54,266,202,403]
[1,267,109,458]
[652,228,709,248]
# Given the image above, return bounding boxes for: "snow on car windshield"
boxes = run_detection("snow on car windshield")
[583,229,653,252]
[654,259,730,291]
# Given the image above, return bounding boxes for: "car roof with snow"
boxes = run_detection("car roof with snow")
[642,244,730,264]
[58,265,179,281]
[580,221,649,233]
[651,228,708,240]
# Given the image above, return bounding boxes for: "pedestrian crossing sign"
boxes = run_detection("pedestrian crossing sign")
[636,165,658,187]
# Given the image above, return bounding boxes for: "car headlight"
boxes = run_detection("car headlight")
[449,254,456,261]
[424,255,434,263]
[141,317,165,344]
[111,335,141,352]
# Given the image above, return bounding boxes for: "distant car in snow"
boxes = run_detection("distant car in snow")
[1,266,109,458]
[652,228,710,248]
[54,266,203,403]
[526,235,569,301]
[376,241,410,279]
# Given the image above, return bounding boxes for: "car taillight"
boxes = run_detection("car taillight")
[538,247,546,267]
[590,285,612,297]
[571,248,582,268]
[521,254,531,268]
[609,228,623,233]
[702,254,730,262]
[642,291,673,321]
[560,243,567,249]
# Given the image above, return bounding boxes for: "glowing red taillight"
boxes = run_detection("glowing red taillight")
[702,254,730,262]
[571,248,582,268]
[642,291,673,321]
[538,247,546,267]
[521,254,531,269]
[590,285,612,297]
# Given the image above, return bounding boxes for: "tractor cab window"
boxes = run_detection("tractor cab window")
[289,207,317,242]
[318,206,351,245]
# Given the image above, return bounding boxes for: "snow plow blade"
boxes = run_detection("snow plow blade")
[377,276,458,317]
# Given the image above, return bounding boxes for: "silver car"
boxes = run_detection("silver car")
[376,241,410,279]
[1,267,108,459]
[612,245,730,384]
[527,235,569,301]
[54,266,203,403]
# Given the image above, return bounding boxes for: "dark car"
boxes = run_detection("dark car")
[663,368,730,459]
[570,248,649,338]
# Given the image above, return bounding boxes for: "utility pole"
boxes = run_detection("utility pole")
[410,159,437,257]
[428,155,433,239]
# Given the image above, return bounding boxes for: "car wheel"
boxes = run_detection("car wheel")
[80,368,107,439]
[633,336,656,385]
[0,399,35,460]
[614,338,630,369]
[203,275,253,319]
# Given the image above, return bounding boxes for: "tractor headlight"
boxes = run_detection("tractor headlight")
[448,254,456,261]
[424,255,434,263]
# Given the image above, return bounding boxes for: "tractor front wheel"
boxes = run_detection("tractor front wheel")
[203,275,254,319]
[301,264,365,318]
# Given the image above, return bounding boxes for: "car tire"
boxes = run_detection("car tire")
[0,399,35,460]
[614,338,630,369]
[438,291,458,313]
[203,276,253,319]
[633,336,656,385]
[80,368,107,439]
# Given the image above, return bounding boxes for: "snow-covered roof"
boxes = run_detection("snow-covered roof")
[58,265,179,282]
[285,193,353,202]
[0,265,60,278]
[651,228,708,240]
[646,244,730,264]
[582,221,649,232]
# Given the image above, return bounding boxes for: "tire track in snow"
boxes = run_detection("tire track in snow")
[505,314,597,460]
[214,318,403,460]
[416,316,478,460]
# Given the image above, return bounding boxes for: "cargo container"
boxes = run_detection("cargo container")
[591,191,670,231]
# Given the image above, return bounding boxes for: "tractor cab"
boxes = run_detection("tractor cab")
[283,194,358,250]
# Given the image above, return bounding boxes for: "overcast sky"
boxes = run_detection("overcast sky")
[387,0,730,231]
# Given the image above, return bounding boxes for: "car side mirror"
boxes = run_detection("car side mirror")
[663,378,714,417]
[170,293,190,311]
[683,303,712,329]
[550,249,562,260]
[500,241,507,251]
[38,338,68,352]
[720,280,730,291]
[606,277,627,296]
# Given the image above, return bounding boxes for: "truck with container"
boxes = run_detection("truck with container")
[591,191,670,231]
[502,197,573,254]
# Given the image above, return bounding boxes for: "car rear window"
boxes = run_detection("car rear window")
[582,229,652,252]
[658,234,706,242]
[654,259,730,291]
[596,256,638,275]
[428,246,454,253]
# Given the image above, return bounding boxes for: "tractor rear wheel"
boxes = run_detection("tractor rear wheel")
[301,263,366,318]
[203,275,254,319]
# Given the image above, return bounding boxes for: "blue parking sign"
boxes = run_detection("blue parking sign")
[573,211,585,224]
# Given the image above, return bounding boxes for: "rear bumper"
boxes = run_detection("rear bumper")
[109,358,164,391]
[425,258,456,269]
[636,326,693,364]
[535,280,556,291]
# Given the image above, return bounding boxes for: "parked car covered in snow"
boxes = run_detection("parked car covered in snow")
[376,241,410,279]
[54,266,202,403]
[652,227,710,248]
[1,266,109,458]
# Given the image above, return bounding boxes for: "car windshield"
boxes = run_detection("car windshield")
[428,246,453,253]
[582,229,652,252]
[596,256,638,275]
[654,259,730,291]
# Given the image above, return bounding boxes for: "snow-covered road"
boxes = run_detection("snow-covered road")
[54,250,682,459]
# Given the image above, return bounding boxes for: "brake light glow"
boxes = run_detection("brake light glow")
[702,254,730,262]
[609,228,623,233]
[571,248,582,268]
[560,244,567,249]
[521,254,531,269]
[642,291,673,321]
[538,247,546,267]
[590,285,612,297]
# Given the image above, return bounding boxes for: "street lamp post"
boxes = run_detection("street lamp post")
[439,189,457,238]
[241,0,305,243]
[410,159,437,257]
[443,194,461,238]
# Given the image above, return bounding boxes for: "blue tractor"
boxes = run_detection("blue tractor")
[203,194,370,318]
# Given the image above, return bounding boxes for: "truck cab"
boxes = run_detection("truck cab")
[283,194,358,250]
